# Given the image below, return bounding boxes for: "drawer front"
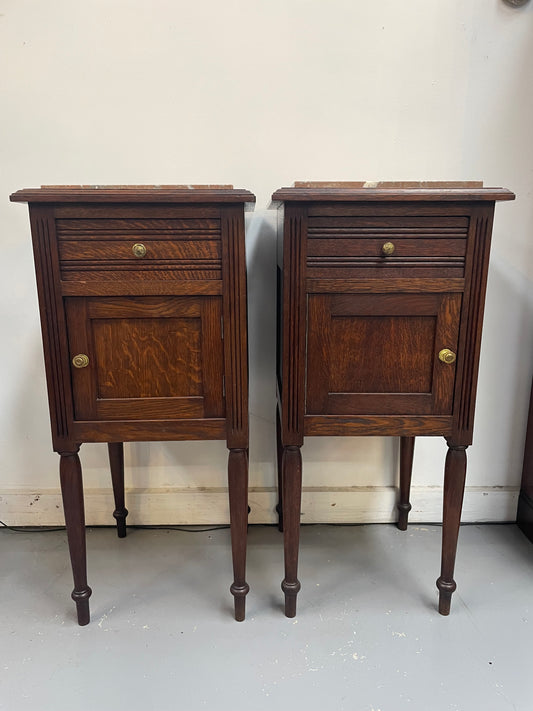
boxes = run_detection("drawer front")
[307,215,468,279]
[57,217,222,281]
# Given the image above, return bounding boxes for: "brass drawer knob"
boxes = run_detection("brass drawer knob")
[381,241,395,256]
[132,243,147,258]
[438,348,456,364]
[72,354,89,369]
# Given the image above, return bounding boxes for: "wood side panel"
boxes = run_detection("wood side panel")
[221,205,248,448]
[281,205,307,446]
[29,206,75,449]
[453,204,495,444]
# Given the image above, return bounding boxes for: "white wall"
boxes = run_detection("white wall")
[1,0,532,525]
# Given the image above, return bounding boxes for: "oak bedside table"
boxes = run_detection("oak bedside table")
[10,185,255,625]
[272,181,514,617]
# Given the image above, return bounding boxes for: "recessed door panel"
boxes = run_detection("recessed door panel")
[66,296,224,421]
[306,293,461,416]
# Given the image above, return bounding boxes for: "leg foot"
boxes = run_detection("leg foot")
[72,588,92,626]
[397,436,415,530]
[60,449,92,626]
[108,443,128,538]
[436,442,467,616]
[228,448,249,621]
[282,445,302,617]
[230,583,250,622]
[281,579,301,618]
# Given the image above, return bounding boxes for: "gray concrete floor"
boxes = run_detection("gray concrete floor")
[0,523,531,711]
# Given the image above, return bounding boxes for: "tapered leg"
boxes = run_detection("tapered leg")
[275,404,284,532]
[281,445,302,617]
[436,443,467,615]
[59,450,92,626]
[228,448,249,621]
[397,436,415,530]
[108,442,128,538]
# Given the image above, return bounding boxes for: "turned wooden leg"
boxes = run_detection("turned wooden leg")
[228,448,250,621]
[59,450,92,626]
[436,442,467,615]
[281,445,302,617]
[275,404,284,532]
[397,436,415,530]
[108,442,128,538]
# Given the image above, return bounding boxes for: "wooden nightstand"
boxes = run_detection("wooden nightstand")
[272,181,514,617]
[10,185,255,624]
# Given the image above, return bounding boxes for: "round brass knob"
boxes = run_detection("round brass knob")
[72,354,89,369]
[382,242,395,256]
[438,349,456,365]
[132,243,147,258]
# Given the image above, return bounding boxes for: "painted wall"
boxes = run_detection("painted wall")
[1,0,532,525]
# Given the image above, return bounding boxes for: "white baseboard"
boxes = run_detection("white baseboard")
[0,486,519,526]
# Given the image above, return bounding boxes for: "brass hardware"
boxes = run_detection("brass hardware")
[381,242,395,256]
[438,349,456,365]
[132,243,147,258]
[72,354,89,369]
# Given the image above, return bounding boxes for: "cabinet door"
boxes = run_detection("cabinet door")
[65,296,224,421]
[306,293,461,416]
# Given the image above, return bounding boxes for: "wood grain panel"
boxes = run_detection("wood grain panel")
[60,268,221,282]
[71,419,227,442]
[56,218,220,236]
[59,240,221,261]
[307,215,469,232]
[329,315,435,393]
[96,397,204,420]
[307,265,464,279]
[304,414,454,437]
[92,317,202,399]
[60,280,223,297]
[308,238,466,257]
[306,278,465,293]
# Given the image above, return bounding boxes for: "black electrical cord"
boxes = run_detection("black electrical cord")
[0,519,230,534]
